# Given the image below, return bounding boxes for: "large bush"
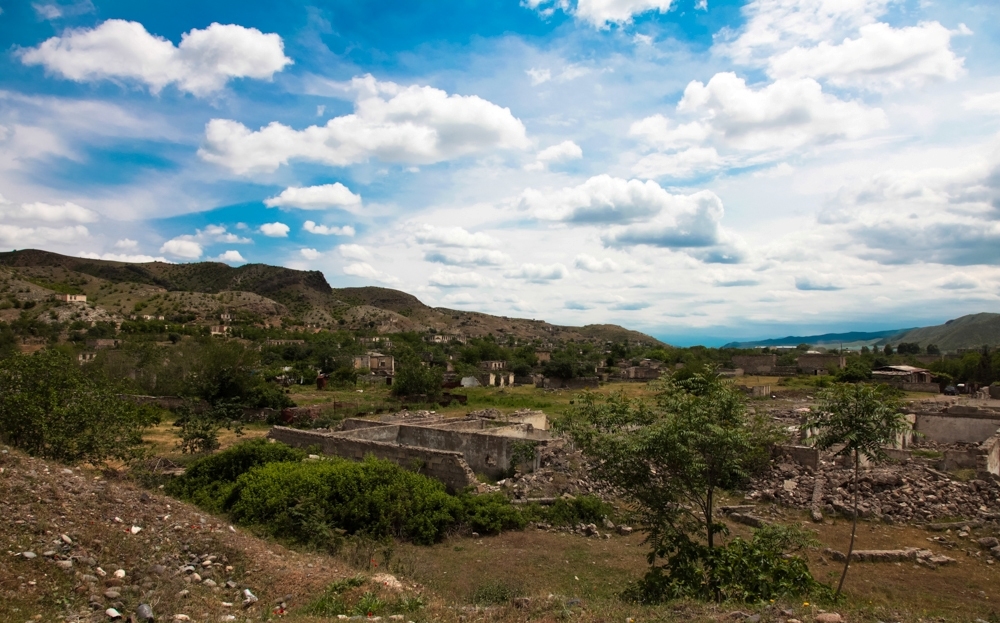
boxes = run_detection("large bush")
[0,351,158,464]
[226,457,463,545]
[166,438,306,511]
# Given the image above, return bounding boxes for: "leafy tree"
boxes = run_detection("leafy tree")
[926,343,940,355]
[801,383,908,598]
[882,344,894,356]
[860,346,871,355]
[391,347,443,398]
[836,358,872,383]
[896,342,921,355]
[0,350,158,464]
[558,369,784,601]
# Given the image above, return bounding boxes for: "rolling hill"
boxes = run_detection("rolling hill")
[888,313,1000,352]
[0,249,665,347]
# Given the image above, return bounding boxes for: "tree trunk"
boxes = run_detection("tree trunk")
[707,486,720,602]
[835,452,860,598]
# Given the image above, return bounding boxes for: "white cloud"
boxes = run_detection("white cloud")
[414,224,499,248]
[714,0,895,65]
[525,0,675,28]
[342,262,399,284]
[19,20,291,96]
[630,73,886,178]
[259,222,290,237]
[505,263,569,282]
[424,248,510,267]
[767,21,965,90]
[428,270,492,288]
[215,250,246,263]
[303,221,356,236]
[525,140,583,171]
[600,189,747,263]
[526,68,552,85]
[338,244,372,261]
[964,92,1000,115]
[794,271,882,291]
[0,224,88,248]
[264,183,362,211]
[300,248,322,260]
[0,197,97,223]
[574,254,620,272]
[79,251,168,263]
[199,74,530,174]
[934,273,981,290]
[520,174,682,223]
[159,238,202,259]
[752,162,795,178]
[32,1,94,20]
[114,238,138,250]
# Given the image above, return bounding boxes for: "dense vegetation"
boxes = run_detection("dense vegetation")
[167,440,610,548]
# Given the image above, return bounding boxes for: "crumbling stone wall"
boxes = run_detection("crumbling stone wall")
[914,410,1000,444]
[266,426,477,492]
[732,354,776,375]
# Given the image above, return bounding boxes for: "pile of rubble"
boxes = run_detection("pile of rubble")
[491,441,617,499]
[751,458,1000,523]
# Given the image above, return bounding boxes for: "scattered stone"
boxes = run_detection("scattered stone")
[114,569,126,579]
[136,604,154,621]
[977,537,999,549]
[729,513,768,528]
[372,573,403,591]
[746,615,761,623]
[242,588,258,608]
[130,526,142,535]
[55,560,74,570]
[172,615,190,622]
[617,525,633,536]
[176,590,189,599]
[60,534,73,545]
[20,552,36,559]
[203,579,217,588]
[103,590,121,600]
[815,614,842,623]
[105,608,122,620]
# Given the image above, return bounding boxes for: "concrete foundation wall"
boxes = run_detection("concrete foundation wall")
[732,355,776,375]
[267,426,477,492]
[777,445,819,470]
[394,425,518,477]
[914,413,1000,444]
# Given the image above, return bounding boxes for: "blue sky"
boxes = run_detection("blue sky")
[1,0,999,345]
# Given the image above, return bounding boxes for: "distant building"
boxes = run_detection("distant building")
[479,360,506,371]
[732,354,777,375]
[52,293,86,303]
[872,365,934,384]
[535,350,551,362]
[354,352,395,376]
[86,339,121,350]
[797,354,846,374]
[266,339,306,346]
[210,325,230,336]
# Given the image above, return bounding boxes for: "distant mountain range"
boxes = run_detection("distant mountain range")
[725,313,1000,352]
[0,249,664,347]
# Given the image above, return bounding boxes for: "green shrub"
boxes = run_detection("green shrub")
[527,494,612,526]
[459,492,527,534]
[623,525,827,604]
[225,456,463,545]
[165,439,305,512]
[0,351,158,465]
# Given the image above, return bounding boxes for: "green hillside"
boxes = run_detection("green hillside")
[889,313,1000,352]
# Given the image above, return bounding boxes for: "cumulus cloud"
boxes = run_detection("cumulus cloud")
[630,73,886,178]
[505,263,569,282]
[0,196,97,223]
[338,244,372,261]
[159,238,202,259]
[303,221,355,236]
[934,273,981,290]
[19,20,291,96]
[114,238,138,250]
[600,189,746,263]
[299,248,322,260]
[0,224,88,248]
[199,74,530,174]
[519,175,673,223]
[425,249,510,267]
[524,0,674,28]
[818,158,1000,266]
[428,270,492,288]
[574,254,620,273]
[264,183,362,211]
[32,0,94,20]
[714,0,896,65]
[214,250,246,263]
[767,21,965,90]
[343,262,399,284]
[794,272,882,291]
[526,68,552,85]
[79,251,168,263]
[259,222,290,237]
[525,140,583,171]
[414,224,499,248]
